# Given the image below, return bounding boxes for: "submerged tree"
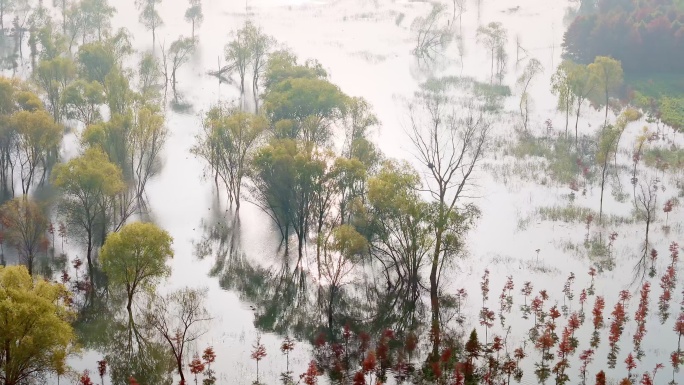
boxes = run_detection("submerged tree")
[407,87,489,358]
[192,104,267,209]
[245,22,274,112]
[165,36,195,95]
[411,3,452,61]
[100,221,173,342]
[136,0,162,48]
[224,25,251,98]
[551,60,577,137]
[145,287,211,385]
[516,58,543,130]
[184,0,203,39]
[52,147,125,275]
[477,22,507,84]
[0,197,48,275]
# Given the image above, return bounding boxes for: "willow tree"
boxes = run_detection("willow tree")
[192,105,267,209]
[407,88,489,358]
[52,147,125,275]
[551,60,577,137]
[363,160,433,332]
[100,221,173,343]
[587,56,623,127]
[250,139,328,261]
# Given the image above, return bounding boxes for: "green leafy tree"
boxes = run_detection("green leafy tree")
[137,52,163,104]
[80,0,115,42]
[103,67,133,116]
[224,25,251,97]
[129,105,167,200]
[0,198,48,275]
[184,0,203,38]
[192,105,267,209]
[250,139,326,260]
[516,58,543,130]
[566,61,594,146]
[52,147,125,275]
[33,56,76,123]
[244,22,274,112]
[165,36,195,95]
[551,60,577,137]
[62,79,105,126]
[263,76,348,144]
[136,0,162,48]
[363,160,433,331]
[0,265,76,385]
[587,56,623,126]
[77,41,116,86]
[477,22,507,84]
[100,221,173,340]
[10,109,62,193]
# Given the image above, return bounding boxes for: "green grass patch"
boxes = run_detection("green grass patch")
[643,146,684,170]
[536,205,633,226]
[508,134,593,185]
[625,72,684,99]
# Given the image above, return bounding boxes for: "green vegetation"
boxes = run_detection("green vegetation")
[0,265,76,385]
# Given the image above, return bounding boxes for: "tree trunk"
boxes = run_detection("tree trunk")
[429,231,442,359]
[86,229,94,276]
[327,285,336,335]
[599,158,608,223]
[565,98,570,138]
[575,101,582,148]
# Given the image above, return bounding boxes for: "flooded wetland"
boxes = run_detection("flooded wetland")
[0,0,683,384]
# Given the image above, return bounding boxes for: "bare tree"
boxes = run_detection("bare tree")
[406,88,489,358]
[633,179,657,282]
[145,287,211,385]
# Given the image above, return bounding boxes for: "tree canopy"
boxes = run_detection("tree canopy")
[0,265,76,385]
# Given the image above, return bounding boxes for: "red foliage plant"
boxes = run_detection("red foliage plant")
[300,360,319,385]
[79,370,94,385]
[634,282,651,358]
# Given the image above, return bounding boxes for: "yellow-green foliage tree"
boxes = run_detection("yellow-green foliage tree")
[100,221,173,331]
[52,147,125,275]
[0,265,76,385]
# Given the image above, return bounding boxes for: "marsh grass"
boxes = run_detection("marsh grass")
[535,204,633,226]
[506,132,596,186]
[643,146,684,170]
